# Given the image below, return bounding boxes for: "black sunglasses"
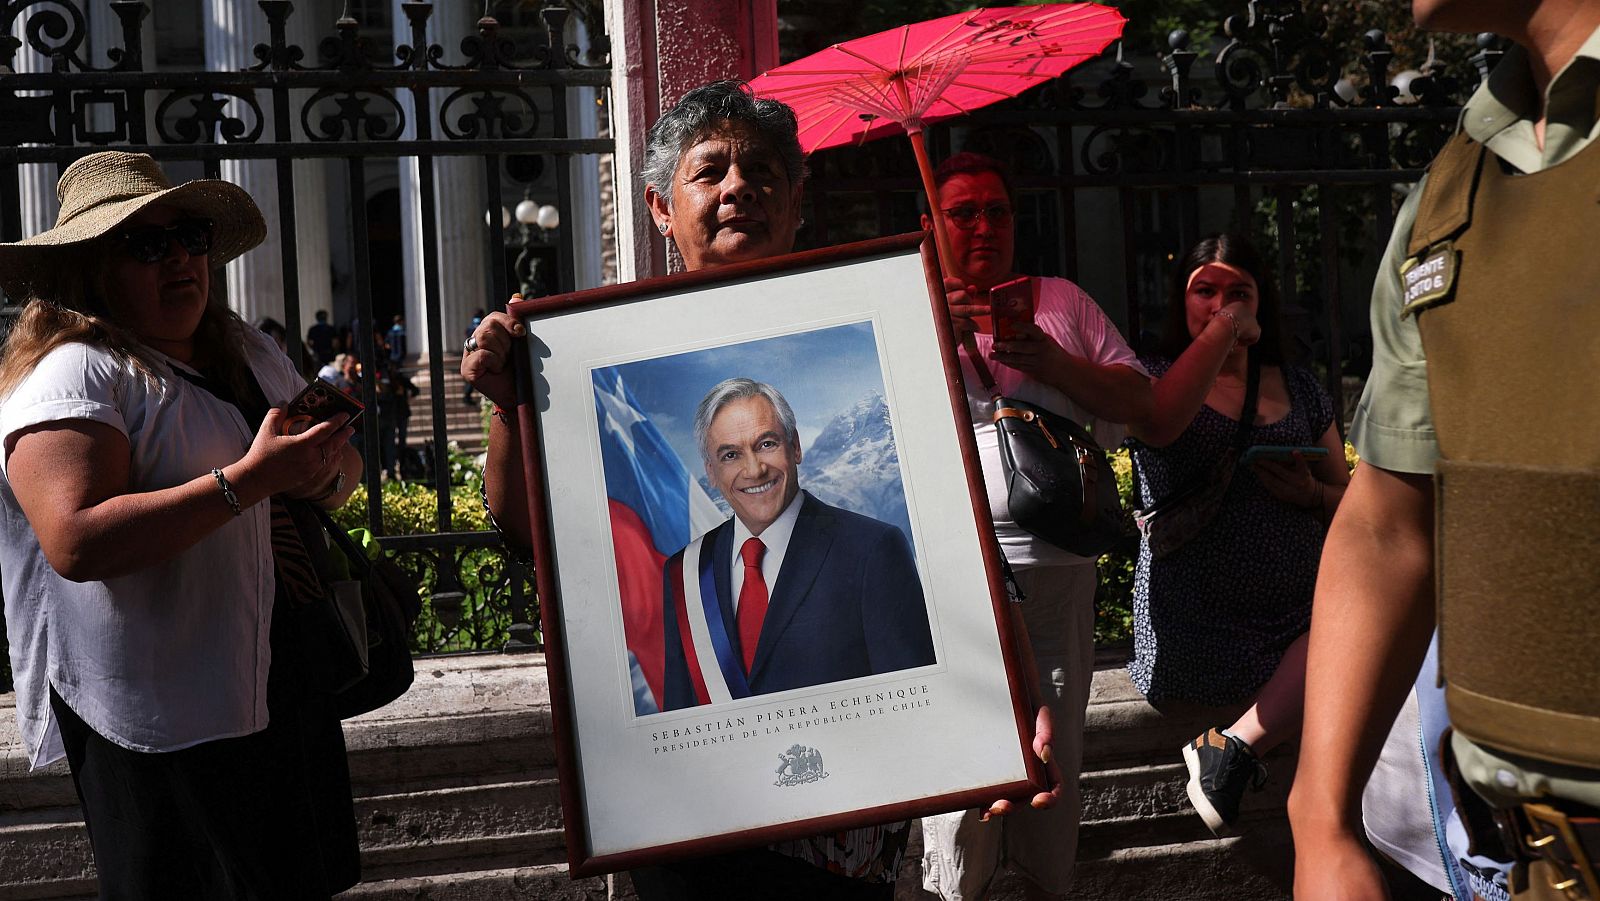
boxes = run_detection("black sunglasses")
[941,203,1014,230]
[115,218,215,264]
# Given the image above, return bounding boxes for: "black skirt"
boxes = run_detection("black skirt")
[51,587,360,901]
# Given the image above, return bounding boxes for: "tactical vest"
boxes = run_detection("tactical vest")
[1406,129,1600,770]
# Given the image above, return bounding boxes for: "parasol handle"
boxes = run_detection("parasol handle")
[891,73,958,282]
[907,125,958,281]
[893,79,988,383]
[906,121,994,390]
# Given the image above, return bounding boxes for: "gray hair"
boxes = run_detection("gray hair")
[642,80,808,206]
[694,377,800,466]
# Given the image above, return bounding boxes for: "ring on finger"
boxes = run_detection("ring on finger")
[464,335,479,355]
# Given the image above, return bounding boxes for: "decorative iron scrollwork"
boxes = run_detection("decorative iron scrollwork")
[5,0,87,70]
[104,1,147,72]
[388,544,535,654]
[1078,49,1158,112]
[250,0,308,72]
[557,0,610,68]
[1080,124,1170,176]
[319,13,378,71]
[1215,31,1271,110]
[301,87,406,142]
[71,88,129,145]
[439,86,539,140]
[155,89,266,145]
[396,1,441,71]
[1215,0,1341,108]
[459,13,526,71]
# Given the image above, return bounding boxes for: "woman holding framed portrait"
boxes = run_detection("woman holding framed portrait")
[464,80,1056,899]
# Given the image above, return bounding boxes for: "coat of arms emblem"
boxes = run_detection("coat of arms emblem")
[774,744,829,786]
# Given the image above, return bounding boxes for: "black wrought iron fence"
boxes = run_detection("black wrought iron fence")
[0,0,613,661]
[796,1,1507,423]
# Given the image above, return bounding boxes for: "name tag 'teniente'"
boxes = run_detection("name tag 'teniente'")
[1400,242,1459,318]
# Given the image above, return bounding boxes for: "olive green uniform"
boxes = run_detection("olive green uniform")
[1353,23,1600,901]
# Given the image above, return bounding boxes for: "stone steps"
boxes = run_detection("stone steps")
[403,358,487,456]
[342,866,608,900]
[0,655,599,901]
[1,654,1298,900]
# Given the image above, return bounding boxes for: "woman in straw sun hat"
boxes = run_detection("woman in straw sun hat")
[0,151,363,898]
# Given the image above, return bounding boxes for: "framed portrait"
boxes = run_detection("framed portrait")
[509,232,1042,875]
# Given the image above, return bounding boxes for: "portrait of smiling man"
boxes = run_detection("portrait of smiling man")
[659,377,936,711]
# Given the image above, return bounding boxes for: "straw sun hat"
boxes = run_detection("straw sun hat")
[0,151,267,298]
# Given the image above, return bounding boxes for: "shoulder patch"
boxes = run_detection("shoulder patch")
[1400,242,1459,319]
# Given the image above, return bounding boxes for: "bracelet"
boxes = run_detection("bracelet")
[309,469,346,504]
[1211,309,1241,346]
[211,468,242,516]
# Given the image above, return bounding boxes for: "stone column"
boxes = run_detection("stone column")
[394,0,485,363]
[282,4,332,336]
[605,0,779,279]
[566,16,604,291]
[202,0,332,327]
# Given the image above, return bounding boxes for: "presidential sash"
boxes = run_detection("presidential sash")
[668,533,752,705]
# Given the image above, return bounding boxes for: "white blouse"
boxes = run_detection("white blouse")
[0,327,305,768]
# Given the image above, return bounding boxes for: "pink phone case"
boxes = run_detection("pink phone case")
[990,276,1034,341]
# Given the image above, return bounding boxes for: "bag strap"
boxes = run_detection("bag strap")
[168,362,272,433]
[963,332,999,395]
[1138,347,1261,514]
[312,505,375,577]
[1232,349,1262,450]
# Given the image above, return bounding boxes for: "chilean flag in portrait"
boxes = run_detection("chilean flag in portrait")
[593,366,723,714]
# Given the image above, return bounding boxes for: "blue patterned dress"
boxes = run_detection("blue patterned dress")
[1126,357,1336,705]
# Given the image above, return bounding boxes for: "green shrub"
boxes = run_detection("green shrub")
[330,446,535,655]
[1095,448,1137,647]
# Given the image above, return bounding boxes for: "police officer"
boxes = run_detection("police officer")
[1289,0,1600,898]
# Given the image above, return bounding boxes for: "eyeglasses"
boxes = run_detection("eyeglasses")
[942,204,1014,230]
[115,218,215,264]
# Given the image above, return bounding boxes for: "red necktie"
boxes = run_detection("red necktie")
[736,537,768,674]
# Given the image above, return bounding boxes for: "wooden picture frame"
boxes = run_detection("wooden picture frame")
[508,232,1042,875]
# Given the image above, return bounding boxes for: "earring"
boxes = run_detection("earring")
[797,217,806,228]
[657,223,669,235]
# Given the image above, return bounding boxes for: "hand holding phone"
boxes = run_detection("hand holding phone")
[990,276,1036,342]
[281,378,365,436]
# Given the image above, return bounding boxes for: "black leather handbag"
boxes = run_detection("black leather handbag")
[992,395,1125,556]
[967,338,1126,557]
[311,508,422,720]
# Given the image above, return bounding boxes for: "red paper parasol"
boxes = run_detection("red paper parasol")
[750,4,1126,273]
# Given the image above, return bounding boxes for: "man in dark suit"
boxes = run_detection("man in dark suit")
[661,377,935,710]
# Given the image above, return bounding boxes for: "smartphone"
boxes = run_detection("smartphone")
[281,378,365,436]
[990,275,1035,342]
[1239,445,1329,466]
